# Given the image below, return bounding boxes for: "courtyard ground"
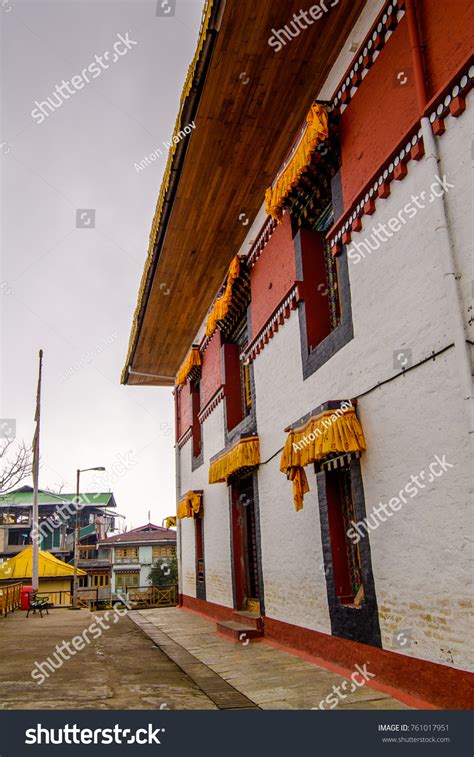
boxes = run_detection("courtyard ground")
[131,608,416,710]
[0,607,216,709]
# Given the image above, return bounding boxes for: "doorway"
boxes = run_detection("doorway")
[230,475,261,614]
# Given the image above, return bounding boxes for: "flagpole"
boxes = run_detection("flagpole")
[32,349,43,593]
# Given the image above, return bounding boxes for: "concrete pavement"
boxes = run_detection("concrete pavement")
[0,608,216,709]
[134,607,415,710]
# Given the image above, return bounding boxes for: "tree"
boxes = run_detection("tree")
[148,556,178,587]
[43,480,67,495]
[0,439,34,494]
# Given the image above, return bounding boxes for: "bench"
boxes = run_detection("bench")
[26,593,50,618]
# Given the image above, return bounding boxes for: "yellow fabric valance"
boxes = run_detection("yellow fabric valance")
[280,404,366,511]
[164,516,177,529]
[265,104,328,222]
[209,436,260,484]
[176,347,201,386]
[205,256,241,337]
[177,491,202,519]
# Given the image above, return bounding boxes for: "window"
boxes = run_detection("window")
[296,206,341,352]
[152,545,176,559]
[7,529,29,545]
[190,380,202,458]
[195,513,205,600]
[325,464,363,604]
[283,121,353,377]
[78,576,88,588]
[315,455,382,647]
[115,547,138,562]
[223,314,252,432]
[92,574,109,587]
[314,203,341,333]
[115,572,139,591]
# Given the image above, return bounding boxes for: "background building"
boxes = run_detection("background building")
[0,486,122,603]
[99,523,177,599]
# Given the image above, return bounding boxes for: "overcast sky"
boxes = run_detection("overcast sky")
[1,0,204,528]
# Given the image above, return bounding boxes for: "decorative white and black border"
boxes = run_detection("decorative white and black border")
[242,284,300,363]
[329,64,473,253]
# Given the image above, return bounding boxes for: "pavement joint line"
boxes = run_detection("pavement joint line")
[128,612,261,710]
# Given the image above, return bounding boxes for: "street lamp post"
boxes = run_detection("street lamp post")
[71,466,105,609]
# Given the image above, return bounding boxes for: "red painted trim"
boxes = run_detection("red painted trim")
[327,56,472,247]
[421,52,473,120]
[406,0,428,111]
[242,284,300,362]
[222,342,243,431]
[263,638,436,711]
[264,616,474,711]
[180,593,235,622]
[327,114,421,240]
[198,386,224,424]
[450,95,466,118]
[432,117,445,136]
[411,141,424,161]
[331,0,403,104]
[179,593,474,710]
[177,426,192,449]
[394,162,408,180]
[377,181,391,199]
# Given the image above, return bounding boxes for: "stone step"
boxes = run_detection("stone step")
[216,620,264,643]
[232,610,264,630]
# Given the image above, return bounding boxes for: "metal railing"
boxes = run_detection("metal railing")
[0,582,22,617]
[125,584,178,608]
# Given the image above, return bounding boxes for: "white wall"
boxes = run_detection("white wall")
[174,30,473,672]
[178,403,234,605]
[250,98,473,671]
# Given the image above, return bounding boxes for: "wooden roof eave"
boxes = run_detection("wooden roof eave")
[122,1,221,387]
[122,0,366,387]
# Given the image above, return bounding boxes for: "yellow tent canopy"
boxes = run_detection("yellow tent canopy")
[0,546,86,580]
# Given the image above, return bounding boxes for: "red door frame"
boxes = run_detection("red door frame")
[230,485,246,610]
[325,469,354,601]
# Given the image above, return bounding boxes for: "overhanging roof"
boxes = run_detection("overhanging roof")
[122,0,365,386]
[0,487,117,509]
[0,547,86,580]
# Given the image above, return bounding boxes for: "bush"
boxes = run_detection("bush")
[148,556,178,587]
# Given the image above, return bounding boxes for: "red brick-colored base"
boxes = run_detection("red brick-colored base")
[180,593,235,622]
[179,594,474,710]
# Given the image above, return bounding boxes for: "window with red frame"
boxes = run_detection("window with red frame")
[222,314,252,432]
[190,380,201,458]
